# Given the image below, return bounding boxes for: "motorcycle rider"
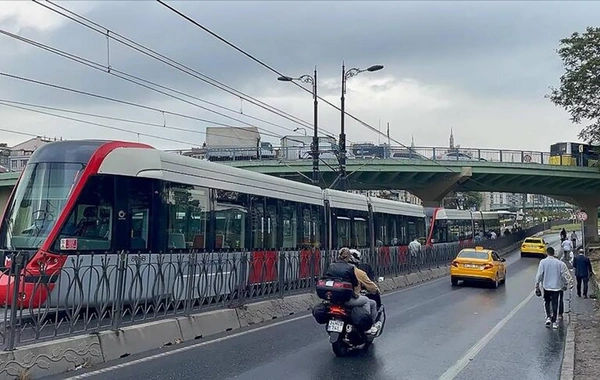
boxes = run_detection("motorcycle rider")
[349,249,382,309]
[324,247,380,335]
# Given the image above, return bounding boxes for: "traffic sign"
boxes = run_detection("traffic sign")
[579,144,584,153]
[577,211,588,222]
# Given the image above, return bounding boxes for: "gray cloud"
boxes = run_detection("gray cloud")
[1,0,599,151]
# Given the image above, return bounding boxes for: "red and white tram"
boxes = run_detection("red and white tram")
[0,140,429,309]
[425,207,501,245]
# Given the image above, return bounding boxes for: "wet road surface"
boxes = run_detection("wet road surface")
[50,234,569,380]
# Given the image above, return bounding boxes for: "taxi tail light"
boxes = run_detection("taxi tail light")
[538,245,545,249]
[483,264,493,270]
[451,261,459,267]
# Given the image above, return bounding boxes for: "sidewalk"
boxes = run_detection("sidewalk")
[570,250,600,380]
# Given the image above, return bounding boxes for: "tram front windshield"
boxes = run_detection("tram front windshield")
[0,162,84,250]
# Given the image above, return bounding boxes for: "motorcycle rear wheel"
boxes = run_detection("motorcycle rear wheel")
[332,340,350,357]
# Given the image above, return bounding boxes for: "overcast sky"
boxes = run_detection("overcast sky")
[0,1,598,152]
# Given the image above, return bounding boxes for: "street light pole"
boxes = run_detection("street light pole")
[278,68,320,187]
[338,63,384,191]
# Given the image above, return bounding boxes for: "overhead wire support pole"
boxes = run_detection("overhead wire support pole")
[337,62,384,191]
[277,68,320,187]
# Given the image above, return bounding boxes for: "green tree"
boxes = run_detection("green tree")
[443,191,483,210]
[548,27,600,144]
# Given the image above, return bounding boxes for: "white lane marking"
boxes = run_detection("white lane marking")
[438,290,536,380]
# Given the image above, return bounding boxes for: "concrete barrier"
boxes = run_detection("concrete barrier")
[177,308,241,341]
[0,335,103,380]
[98,318,183,362]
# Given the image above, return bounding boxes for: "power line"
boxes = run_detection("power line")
[0,29,290,140]
[0,71,284,140]
[0,98,266,143]
[0,127,44,139]
[0,100,199,146]
[155,0,480,179]
[34,0,334,139]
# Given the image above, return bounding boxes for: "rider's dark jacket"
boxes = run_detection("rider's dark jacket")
[324,260,359,294]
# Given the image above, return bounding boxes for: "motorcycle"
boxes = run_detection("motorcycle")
[313,278,386,357]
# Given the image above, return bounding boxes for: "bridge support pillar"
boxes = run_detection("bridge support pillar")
[579,203,599,244]
[554,195,599,244]
[412,168,472,207]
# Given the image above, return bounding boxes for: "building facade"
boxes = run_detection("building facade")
[1,137,56,172]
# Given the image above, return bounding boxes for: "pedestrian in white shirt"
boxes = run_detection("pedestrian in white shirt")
[408,237,421,266]
[535,247,573,329]
[561,238,573,264]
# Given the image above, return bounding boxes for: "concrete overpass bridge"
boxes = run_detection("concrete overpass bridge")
[220,159,600,240]
[0,143,598,239]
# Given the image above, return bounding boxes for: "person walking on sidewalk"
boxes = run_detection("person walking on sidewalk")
[561,238,573,265]
[535,246,573,329]
[571,231,578,251]
[573,248,595,298]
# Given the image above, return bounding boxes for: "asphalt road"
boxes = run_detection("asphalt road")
[50,234,569,380]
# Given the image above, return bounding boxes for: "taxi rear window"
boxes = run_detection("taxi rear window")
[524,239,542,243]
[458,251,489,260]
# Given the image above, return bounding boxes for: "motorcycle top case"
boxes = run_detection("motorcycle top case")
[316,279,355,303]
[312,303,330,324]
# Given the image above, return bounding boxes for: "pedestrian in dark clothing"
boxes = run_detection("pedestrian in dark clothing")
[572,249,594,298]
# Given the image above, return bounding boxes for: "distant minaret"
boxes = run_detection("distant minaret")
[411,134,415,148]
[449,128,455,149]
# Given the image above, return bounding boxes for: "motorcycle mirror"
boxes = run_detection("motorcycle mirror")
[377,277,384,283]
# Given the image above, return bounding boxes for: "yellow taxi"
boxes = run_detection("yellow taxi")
[450,246,507,288]
[520,237,547,258]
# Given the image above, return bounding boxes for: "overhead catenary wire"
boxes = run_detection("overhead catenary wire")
[0,98,268,143]
[0,71,286,140]
[33,0,334,138]
[0,101,203,146]
[0,29,290,140]
[155,0,488,181]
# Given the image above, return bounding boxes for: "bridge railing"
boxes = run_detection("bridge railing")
[169,145,556,165]
[0,221,566,350]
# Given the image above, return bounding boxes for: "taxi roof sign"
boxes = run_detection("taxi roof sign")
[475,246,484,250]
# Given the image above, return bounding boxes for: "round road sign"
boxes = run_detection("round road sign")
[577,211,588,222]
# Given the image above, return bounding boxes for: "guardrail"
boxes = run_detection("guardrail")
[0,221,564,350]
[167,145,562,165]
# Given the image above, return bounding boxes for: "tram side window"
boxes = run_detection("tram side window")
[387,215,399,246]
[353,217,368,248]
[301,205,322,249]
[250,195,265,249]
[282,202,298,249]
[129,178,155,251]
[215,190,247,250]
[374,213,390,246]
[312,206,322,249]
[433,219,448,243]
[165,183,208,250]
[407,218,417,242]
[336,216,351,248]
[265,199,278,250]
[53,175,113,252]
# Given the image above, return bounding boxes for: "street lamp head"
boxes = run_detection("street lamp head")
[367,64,384,72]
[277,76,294,82]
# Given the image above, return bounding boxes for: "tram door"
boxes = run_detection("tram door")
[112,177,161,254]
